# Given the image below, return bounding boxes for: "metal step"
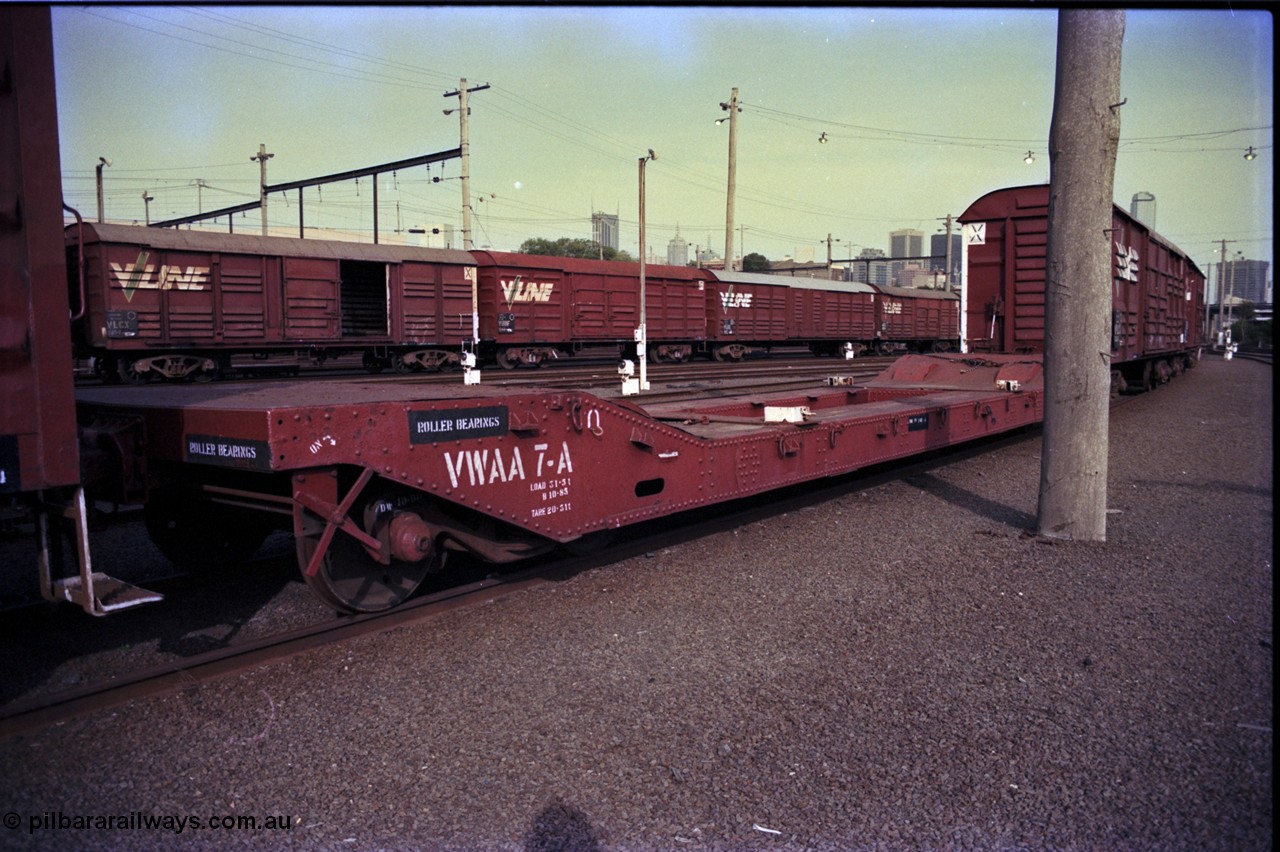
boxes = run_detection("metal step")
[46,573,164,615]
[37,486,163,616]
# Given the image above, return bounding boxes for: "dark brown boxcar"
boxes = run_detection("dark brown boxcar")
[470,251,706,366]
[703,271,795,361]
[70,224,478,379]
[873,285,961,353]
[959,184,1204,387]
[1,7,79,493]
[787,277,880,355]
[4,8,163,613]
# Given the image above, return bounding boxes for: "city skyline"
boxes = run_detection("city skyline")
[50,7,1272,277]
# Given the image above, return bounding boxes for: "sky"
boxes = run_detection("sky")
[50,6,1273,293]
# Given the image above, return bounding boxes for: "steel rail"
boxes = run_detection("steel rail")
[0,564,572,740]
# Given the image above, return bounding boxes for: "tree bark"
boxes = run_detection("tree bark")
[1037,9,1125,542]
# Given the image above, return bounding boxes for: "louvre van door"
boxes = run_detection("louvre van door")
[283,257,340,340]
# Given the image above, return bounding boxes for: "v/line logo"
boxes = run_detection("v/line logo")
[501,277,555,303]
[1114,241,1140,283]
[109,252,211,302]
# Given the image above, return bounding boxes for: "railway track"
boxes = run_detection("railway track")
[0,566,558,739]
[73,352,901,389]
[1229,347,1272,365]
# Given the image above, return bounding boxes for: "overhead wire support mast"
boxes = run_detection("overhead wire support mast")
[444,79,490,251]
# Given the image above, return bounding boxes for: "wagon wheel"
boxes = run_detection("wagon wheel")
[498,348,521,370]
[117,357,150,384]
[144,487,272,570]
[191,355,225,383]
[1140,361,1155,392]
[296,491,443,613]
[92,356,121,383]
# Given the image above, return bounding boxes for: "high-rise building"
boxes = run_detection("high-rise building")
[889,228,924,259]
[889,229,924,285]
[847,247,892,286]
[592,212,619,251]
[667,229,689,266]
[1217,258,1270,304]
[1130,192,1156,227]
[666,237,688,266]
[930,232,963,284]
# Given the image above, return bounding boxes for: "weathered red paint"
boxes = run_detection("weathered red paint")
[0,7,79,494]
[959,184,1206,368]
[77,354,1043,552]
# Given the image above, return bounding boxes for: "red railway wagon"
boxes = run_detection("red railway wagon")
[69,223,479,381]
[470,251,708,366]
[1,8,77,496]
[3,7,159,614]
[702,271,791,360]
[959,184,1205,390]
[708,271,881,359]
[873,285,961,353]
[788,277,881,355]
[73,353,1046,613]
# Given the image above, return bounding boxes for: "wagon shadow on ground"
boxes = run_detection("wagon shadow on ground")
[0,529,308,711]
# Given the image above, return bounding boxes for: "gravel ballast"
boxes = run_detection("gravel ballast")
[0,356,1271,851]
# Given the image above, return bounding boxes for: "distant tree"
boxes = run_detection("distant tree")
[1232,302,1271,347]
[742,252,771,272]
[518,237,633,262]
[1253,319,1273,348]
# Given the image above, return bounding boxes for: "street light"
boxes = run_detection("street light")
[95,156,111,222]
[1244,146,1257,161]
[1023,150,1036,165]
[142,191,154,225]
[628,149,657,396]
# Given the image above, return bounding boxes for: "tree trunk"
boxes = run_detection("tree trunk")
[1037,9,1125,542]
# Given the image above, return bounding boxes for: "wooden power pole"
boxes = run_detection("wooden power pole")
[1036,8,1125,542]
